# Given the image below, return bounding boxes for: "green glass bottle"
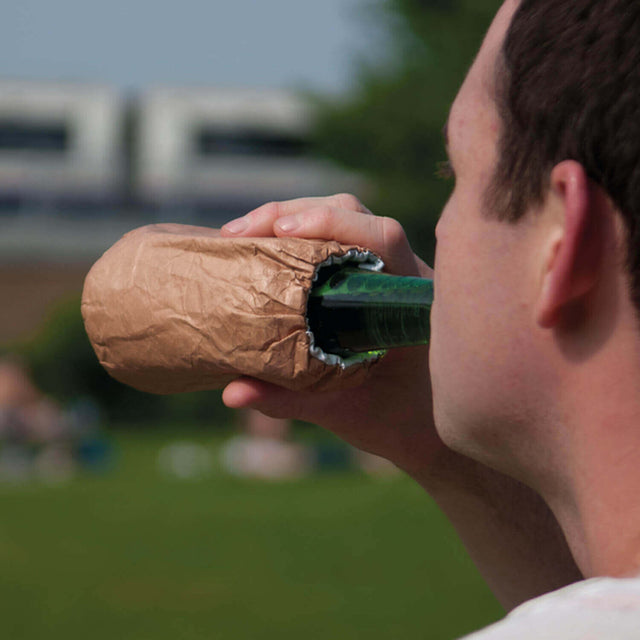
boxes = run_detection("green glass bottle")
[307,267,433,357]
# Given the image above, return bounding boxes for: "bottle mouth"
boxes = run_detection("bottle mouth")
[306,249,386,369]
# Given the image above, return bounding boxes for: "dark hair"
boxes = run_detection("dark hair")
[488,0,640,306]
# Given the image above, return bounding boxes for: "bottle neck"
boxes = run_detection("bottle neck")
[307,267,433,356]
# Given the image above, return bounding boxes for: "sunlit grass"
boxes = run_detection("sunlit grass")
[0,429,502,639]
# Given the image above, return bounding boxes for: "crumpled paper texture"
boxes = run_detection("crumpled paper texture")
[81,223,382,394]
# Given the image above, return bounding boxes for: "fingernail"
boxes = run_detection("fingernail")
[276,215,300,233]
[223,216,249,234]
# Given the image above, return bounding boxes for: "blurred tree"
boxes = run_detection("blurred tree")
[311,0,501,263]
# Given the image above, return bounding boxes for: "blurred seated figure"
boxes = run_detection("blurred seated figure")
[220,410,312,480]
[0,357,71,481]
[0,357,40,438]
[0,356,111,482]
[220,409,398,480]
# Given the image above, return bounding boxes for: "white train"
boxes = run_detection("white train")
[0,80,364,218]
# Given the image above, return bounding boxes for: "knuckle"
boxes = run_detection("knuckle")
[260,200,282,219]
[332,192,363,212]
[380,216,408,250]
[314,204,337,226]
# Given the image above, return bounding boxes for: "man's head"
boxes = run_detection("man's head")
[430,0,639,485]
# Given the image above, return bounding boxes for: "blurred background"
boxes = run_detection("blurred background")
[0,0,504,638]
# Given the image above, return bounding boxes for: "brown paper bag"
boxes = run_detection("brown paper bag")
[81,223,384,394]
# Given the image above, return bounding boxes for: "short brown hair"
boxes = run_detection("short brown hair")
[488,0,640,305]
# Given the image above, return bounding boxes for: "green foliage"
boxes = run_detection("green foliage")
[11,296,233,427]
[311,0,501,262]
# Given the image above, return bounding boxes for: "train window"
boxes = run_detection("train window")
[0,119,70,153]
[193,126,309,158]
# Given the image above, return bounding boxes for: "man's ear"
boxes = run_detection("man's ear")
[536,161,606,329]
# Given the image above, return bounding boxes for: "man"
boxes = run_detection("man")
[220,0,640,636]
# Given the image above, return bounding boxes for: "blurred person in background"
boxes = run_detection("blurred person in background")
[220,410,311,480]
[220,409,398,479]
[219,0,640,637]
[0,357,110,481]
[0,357,71,480]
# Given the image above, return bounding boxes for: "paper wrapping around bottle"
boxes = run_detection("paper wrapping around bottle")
[81,223,383,394]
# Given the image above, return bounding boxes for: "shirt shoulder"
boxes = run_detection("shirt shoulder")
[461,574,640,640]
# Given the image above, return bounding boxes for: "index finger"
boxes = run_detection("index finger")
[221,194,370,238]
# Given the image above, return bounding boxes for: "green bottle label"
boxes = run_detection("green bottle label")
[307,267,433,356]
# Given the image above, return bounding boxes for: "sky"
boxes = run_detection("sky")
[0,0,378,94]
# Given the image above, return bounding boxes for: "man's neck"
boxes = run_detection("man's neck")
[545,332,640,578]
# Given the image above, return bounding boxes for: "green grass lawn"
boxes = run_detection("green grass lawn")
[0,429,502,639]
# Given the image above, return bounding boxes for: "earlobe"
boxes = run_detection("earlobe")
[536,161,605,329]
[537,230,564,328]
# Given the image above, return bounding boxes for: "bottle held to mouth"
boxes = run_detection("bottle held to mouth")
[82,225,433,394]
[307,267,433,357]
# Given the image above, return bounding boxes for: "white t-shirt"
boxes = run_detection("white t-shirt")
[462,574,640,639]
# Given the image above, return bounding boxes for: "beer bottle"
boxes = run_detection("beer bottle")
[307,267,433,357]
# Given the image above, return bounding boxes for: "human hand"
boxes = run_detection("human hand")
[220,194,443,474]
